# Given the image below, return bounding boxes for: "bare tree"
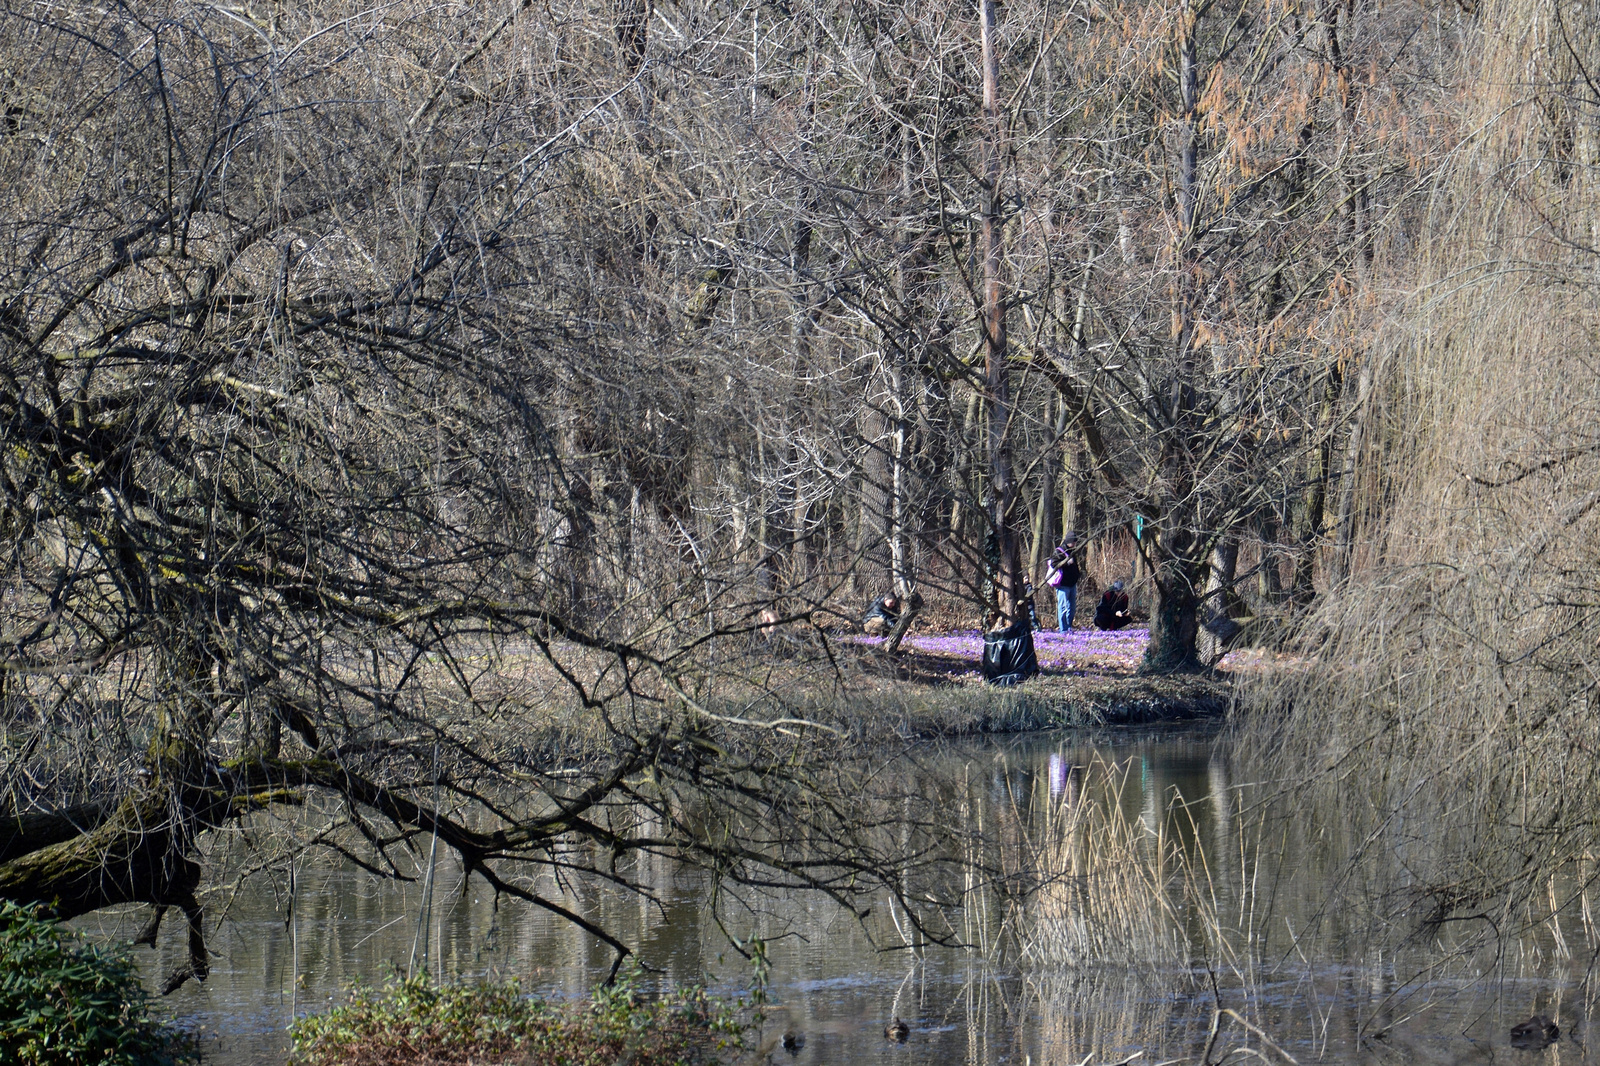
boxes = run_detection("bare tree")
[0,0,965,991]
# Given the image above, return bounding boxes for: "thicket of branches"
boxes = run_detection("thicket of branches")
[0,0,1534,987]
[0,0,979,991]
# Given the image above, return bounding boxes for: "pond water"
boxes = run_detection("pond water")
[84,723,1599,1065]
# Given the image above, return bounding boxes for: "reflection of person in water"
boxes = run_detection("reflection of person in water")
[1094,580,1132,631]
[862,593,901,636]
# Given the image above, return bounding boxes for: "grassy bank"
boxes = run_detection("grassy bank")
[786,660,1234,738]
[290,969,746,1066]
[716,626,1240,740]
[445,624,1243,760]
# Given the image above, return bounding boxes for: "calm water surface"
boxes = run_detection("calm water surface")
[84,723,1598,1065]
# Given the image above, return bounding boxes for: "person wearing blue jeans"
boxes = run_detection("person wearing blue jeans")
[1056,582,1077,632]
[1045,535,1082,631]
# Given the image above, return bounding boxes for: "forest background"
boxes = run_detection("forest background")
[0,0,1596,1009]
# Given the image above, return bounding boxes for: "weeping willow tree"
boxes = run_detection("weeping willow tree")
[1242,0,1600,937]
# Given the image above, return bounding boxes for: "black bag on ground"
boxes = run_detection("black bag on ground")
[981,618,1039,686]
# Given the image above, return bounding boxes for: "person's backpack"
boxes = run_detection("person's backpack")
[1047,550,1079,588]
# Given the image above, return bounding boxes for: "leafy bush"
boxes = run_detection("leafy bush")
[290,964,747,1066]
[0,901,196,1066]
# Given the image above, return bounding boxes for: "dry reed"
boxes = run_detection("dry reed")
[1235,0,1600,944]
[996,758,1218,972]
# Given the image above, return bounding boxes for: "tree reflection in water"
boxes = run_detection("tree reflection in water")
[69,726,1599,1066]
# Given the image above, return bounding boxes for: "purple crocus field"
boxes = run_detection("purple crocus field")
[854,626,1153,674]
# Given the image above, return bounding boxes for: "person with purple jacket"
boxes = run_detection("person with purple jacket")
[1044,533,1082,631]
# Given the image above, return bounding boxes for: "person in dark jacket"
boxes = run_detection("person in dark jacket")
[862,593,900,636]
[1094,580,1132,631]
[1044,533,1083,631]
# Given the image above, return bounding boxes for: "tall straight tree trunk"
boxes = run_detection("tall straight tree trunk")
[885,117,936,648]
[1030,435,1057,580]
[1309,0,1369,593]
[791,490,813,590]
[1056,262,1094,550]
[884,361,924,654]
[1255,508,1286,603]
[1142,0,1205,674]
[951,388,981,546]
[1061,441,1084,544]
[859,403,891,595]
[755,431,784,600]
[1060,265,1090,552]
[980,0,1022,628]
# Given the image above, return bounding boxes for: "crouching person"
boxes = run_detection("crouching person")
[1094,581,1133,631]
[862,593,900,636]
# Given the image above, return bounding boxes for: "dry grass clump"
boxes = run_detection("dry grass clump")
[1012,791,1191,971]
[982,746,1600,1065]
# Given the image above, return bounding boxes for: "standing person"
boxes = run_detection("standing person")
[1044,533,1083,631]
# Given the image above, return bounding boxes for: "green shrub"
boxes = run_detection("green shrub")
[0,901,196,1066]
[290,964,747,1066]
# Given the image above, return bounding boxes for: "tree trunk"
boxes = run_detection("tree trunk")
[980,0,1022,628]
[889,393,911,598]
[1,682,222,993]
[1197,532,1242,662]
[1255,508,1285,604]
[0,793,197,922]
[0,803,116,866]
[789,194,820,596]
[884,590,924,655]
[1141,2,1205,674]
[756,431,780,599]
[1061,441,1082,544]
[1143,534,1205,672]
[1328,354,1375,587]
[1141,524,1208,673]
[859,403,891,593]
[1291,365,1343,605]
[1130,527,1146,607]
[1029,468,1055,582]
[885,137,936,615]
